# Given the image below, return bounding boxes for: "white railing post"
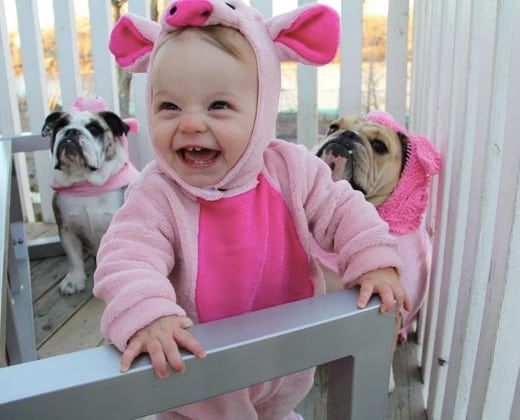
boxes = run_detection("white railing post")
[0,0,35,223]
[16,0,54,223]
[53,0,81,109]
[479,8,520,418]
[385,0,408,125]
[450,0,515,417]
[297,0,318,149]
[127,0,154,170]
[88,1,119,113]
[339,0,363,116]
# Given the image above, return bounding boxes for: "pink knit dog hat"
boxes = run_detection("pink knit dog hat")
[365,111,441,235]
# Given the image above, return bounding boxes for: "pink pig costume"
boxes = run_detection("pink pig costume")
[94,1,402,418]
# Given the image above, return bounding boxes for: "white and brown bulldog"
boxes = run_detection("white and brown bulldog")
[41,97,139,294]
[314,111,441,341]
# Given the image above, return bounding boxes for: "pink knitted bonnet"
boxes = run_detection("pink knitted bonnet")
[365,111,441,235]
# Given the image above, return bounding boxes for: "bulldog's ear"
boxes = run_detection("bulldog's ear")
[99,111,130,137]
[109,13,161,72]
[266,4,339,65]
[415,136,441,175]
[41,112,65,137]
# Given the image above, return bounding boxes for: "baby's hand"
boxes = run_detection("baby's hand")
[348,267,412,314]
[120,315,206,379]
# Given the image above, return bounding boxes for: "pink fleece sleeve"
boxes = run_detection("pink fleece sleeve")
[301,150,402,286]
[93,177,186,351]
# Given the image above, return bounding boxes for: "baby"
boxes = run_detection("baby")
[94,1,410,418]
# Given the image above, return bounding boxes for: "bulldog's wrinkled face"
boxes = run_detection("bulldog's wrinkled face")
[42,111,129,178]
[316,116,408,207]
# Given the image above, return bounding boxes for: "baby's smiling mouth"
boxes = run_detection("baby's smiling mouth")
[179,146,220,166]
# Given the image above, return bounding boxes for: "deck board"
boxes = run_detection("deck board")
[26,222,425,419]
[37,295,104,359]
[32,256,95,347]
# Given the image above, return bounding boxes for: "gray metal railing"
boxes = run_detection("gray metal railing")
[0,290,395,420]
[0,139,11,367]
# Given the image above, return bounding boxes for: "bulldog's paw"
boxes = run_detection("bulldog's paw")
[59,272,86,295]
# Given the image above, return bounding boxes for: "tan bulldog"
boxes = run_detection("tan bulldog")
[315,116,408,207]
[313,111,441,392]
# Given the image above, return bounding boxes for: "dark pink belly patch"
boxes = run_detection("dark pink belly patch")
[196,175,313,323]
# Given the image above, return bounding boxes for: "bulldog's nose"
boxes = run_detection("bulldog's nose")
[166,0,213,27]
[342,131,362,149]
[64,128,82,138]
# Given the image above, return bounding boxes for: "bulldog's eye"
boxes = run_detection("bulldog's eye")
[327,124,339,135]
[225,2,236,9]
[86,122,104,137]
[371,139,388,154]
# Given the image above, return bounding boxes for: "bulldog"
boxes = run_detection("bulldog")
[41,97,139,294]
[312,111,440,392]
[313,111,441,341]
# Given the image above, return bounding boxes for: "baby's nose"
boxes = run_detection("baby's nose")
[179,113,207,133]
[166,0,214,28]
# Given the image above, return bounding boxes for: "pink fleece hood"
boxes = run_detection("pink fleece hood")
[108,0,339,200]
[365,111,441,235]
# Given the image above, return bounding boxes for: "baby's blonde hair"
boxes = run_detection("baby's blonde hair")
[155,25,256,64]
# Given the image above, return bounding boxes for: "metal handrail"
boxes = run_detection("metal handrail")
[0,290,395,420]
[0,139,12,366]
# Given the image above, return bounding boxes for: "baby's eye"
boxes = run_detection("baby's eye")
[209,101,230,110]
[160,102,180,111]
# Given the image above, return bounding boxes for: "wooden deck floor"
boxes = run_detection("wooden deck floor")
[26,222,426,420]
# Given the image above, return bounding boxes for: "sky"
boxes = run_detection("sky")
[5,0,389,31]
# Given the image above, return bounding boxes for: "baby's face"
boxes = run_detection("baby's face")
[151,30,258,188]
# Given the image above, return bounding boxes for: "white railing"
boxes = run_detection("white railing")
[410,0,520,419]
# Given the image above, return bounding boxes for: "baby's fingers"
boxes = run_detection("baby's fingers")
[174,328,206,359]
[120,339,144,373]
[377,284,395,314]
[161,338,185,374]
[356,282,374,309]
[147,338,169,379]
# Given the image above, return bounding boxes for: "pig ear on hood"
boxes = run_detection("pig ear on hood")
[109,13,161,73]
[266,4,339,65]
